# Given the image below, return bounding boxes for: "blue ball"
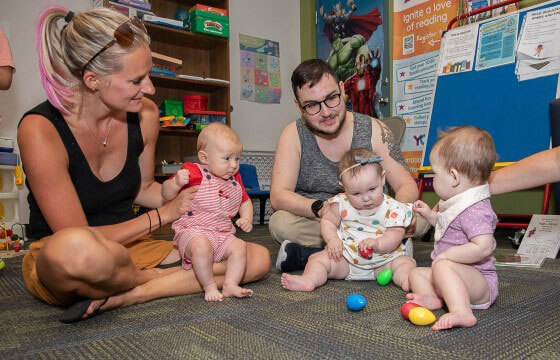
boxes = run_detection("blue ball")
[346,294,367,311]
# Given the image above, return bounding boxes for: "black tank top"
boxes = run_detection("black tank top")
[20,101,144,239]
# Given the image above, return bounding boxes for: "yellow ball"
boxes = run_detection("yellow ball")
[409,307,436,326]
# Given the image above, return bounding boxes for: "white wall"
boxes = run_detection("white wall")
[229,0,301,152]
[0,0,301,223]
[0,0,91,224]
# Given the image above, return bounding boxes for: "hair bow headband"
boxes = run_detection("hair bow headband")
[354,155,383,165]
[339,155,383,179]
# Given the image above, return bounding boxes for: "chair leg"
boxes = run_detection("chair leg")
[260,198,266,225]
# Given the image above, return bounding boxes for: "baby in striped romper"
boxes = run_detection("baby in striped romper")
[162,123,254,302]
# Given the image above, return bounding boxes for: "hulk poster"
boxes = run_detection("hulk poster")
[316,0,385,119]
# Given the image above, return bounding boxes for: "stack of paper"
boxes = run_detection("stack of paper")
[496,214,560,268]
[515,5,560,81]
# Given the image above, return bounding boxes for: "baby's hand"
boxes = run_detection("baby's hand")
[413,200,431,218]
[359,238,379,253]
[236,217,253,232]
[174,169,190,187]
[326,238,343,262]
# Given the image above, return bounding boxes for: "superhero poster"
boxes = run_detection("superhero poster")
[316,0,385,119]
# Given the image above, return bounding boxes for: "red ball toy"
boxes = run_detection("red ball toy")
[358,247,373,259]
[400,302,420,320]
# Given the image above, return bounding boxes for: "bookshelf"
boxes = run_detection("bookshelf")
[148,0,230,165]
[102,0,231,165]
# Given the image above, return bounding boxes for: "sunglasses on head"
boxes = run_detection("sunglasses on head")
[82,16,146,73]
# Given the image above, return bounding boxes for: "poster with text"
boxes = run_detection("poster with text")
[240,34,281,104]
[393,0,458,176]
[317,0,385,119]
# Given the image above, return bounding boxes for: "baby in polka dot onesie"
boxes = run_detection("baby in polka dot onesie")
[162,123,254,302]
[281,148,417,292]
[409,126,499,331]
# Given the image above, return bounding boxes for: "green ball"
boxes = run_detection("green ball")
[0,260,5,270]
[376,269,392,286]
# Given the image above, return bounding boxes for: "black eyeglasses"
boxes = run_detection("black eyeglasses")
[299,93,342,115]
[82,16,146,72]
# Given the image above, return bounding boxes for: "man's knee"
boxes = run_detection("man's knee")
[269,211,297,244]
[414,216,431,238]
[269,211,322,247]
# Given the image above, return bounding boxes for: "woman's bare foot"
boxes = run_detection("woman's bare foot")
[203,283,224,302]
[432,312,477,330]
[406,293,444,310]
[280,273,315,292]
[222,283,253,298]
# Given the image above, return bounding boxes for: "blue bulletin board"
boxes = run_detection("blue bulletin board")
[423,1,560,167]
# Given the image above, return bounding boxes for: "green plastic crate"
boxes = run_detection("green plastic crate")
[162,99,183,117]
[189,10,229,38]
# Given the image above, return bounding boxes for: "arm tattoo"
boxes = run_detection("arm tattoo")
[377,120,409,171]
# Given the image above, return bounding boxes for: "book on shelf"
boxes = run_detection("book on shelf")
[93,0,154,17]
[152,52,183,67]
[495,254,547,268]
[177,74,204,81]
[114,0,151,11]
[150,64,176,77]
[143,15,184,30]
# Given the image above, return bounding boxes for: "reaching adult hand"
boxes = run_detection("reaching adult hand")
[160,185,199,224]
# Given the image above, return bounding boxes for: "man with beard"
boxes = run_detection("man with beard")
[270,59,421,272]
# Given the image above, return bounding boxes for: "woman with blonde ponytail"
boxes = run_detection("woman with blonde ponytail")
[18,6,270,323]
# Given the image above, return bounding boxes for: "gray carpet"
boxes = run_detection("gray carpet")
[1,225,560,359]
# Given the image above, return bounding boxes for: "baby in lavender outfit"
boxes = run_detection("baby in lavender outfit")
[408,126,499,331]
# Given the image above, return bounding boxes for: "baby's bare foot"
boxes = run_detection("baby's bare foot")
[400,277,410,292]
[280,273,315,292]
[432,312,477,330]
[203,283,223,302]
[406,293,443,310]
[222,283,253,298]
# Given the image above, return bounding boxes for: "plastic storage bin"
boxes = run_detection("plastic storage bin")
[0,168,17,194]
[189,10,229,38]
[185,110,227,127]
[183,95,208,112]
[0,137,14,153]
[189,4,228,16]
[0,198,19,223]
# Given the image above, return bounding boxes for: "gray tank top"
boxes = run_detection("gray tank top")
[295,112,372,201]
